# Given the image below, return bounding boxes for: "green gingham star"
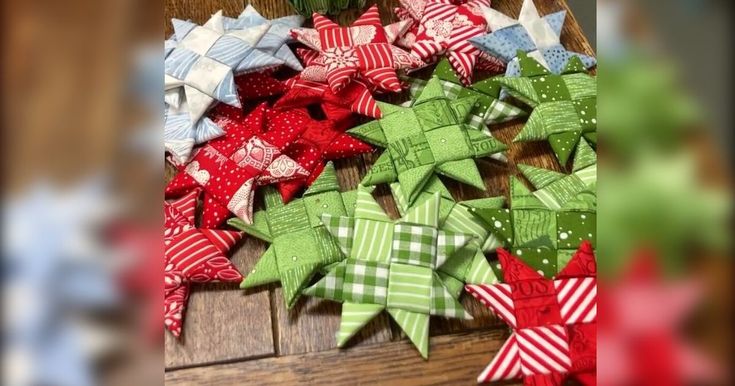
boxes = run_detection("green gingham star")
[472,142,597,278]
[390,176,504,286]
[403,58,527,131]
[303,185,475,358]
[228,162,357,308]
[348,76,507,206]
[498,51,597,165]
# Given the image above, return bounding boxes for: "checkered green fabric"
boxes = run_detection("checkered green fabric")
[404,76,525,129]
[390,224,438,268]
[303,187,475,358]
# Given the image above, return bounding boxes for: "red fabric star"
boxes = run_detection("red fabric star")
[164,190,243,337]
[597,251,720,386]
[465,241,597,385]
[276,114,372,202]
[396,0,505,84]
[165,103,309,228]
[234,70,287,104]
[290,4,424,94]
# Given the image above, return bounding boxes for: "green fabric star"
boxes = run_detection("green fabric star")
[497,51,597,165]
[348,76,507,206]
[303,185,475,358]
[472,145,597,279]
[390,176,504,286]
[228,162,357,308]
[404,58,527,130]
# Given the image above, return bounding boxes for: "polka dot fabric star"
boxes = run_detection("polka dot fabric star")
[165,103,311,228]
[497,52,596,165]
[276,116,373,202]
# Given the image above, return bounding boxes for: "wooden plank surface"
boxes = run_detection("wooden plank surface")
[164,0,595,377]
[165,329,512,385]
[165,236,275,369]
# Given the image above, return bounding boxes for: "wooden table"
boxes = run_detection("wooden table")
[164,1,595,384]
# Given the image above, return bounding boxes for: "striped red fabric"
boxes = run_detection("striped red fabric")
[164,193,243,338]
[465,242,597,384]
[398,0,500,85]
[291,5,422,95]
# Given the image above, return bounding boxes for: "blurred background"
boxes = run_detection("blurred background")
[1,0,732,385]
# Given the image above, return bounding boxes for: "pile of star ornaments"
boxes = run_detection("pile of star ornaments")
[162,1,597,383]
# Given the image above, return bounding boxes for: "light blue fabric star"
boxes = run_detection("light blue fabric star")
[165,11,282,124]
[164,102,224,165]
[469,0,596,77]
[3,181,119,386]
[224,5,304,71]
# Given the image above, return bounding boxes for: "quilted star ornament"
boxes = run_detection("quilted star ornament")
[349,76,506,205]
[165,10,282,124]
[228,163,356,308]
[465,242,597,385]
[290,5,424,94]
[404,58,526,130]
[165,103,309,228]
[391,176,504,286]
[498,52,596,165]
[469,0,596,77]
[223,5,305,71]
[303,186,474,358]
[396,0,505,85]
[164,190,243,337]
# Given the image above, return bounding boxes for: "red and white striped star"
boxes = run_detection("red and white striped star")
[164,190,243,337]
[465,241,597,385]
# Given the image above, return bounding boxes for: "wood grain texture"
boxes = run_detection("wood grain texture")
[163,0,595,377]
[166,329,515,385]
[165,236,275,369]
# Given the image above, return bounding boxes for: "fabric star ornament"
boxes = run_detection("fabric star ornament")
[472,158,596,279]
[223,5,305,71]
[165,10,282,124]
[164,190,243,337]
[396,0,504,85]
[404,58,526,132]
[349,75,506,206]
[469,0,596,77]
[465,242,597,385]
[277,116,371,203]
[165,103,309,228]
[228,162,356,308]
[391,176,504,286]
[290,5,423,94]
[498,52,596,165]
[275,53,384,120]
[598,253,720,385]
[304,186,474,358]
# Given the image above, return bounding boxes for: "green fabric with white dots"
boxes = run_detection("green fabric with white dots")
[227,162,353,309]
[498,51,597,165]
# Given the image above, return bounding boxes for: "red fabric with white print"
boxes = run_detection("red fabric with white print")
[290,5,423,94]
[234,70,287,103]
[396,0,505,85]
[165,103,309,228]
[465,241,597,385]
[276,113,372,202]
[164,190,243,337]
